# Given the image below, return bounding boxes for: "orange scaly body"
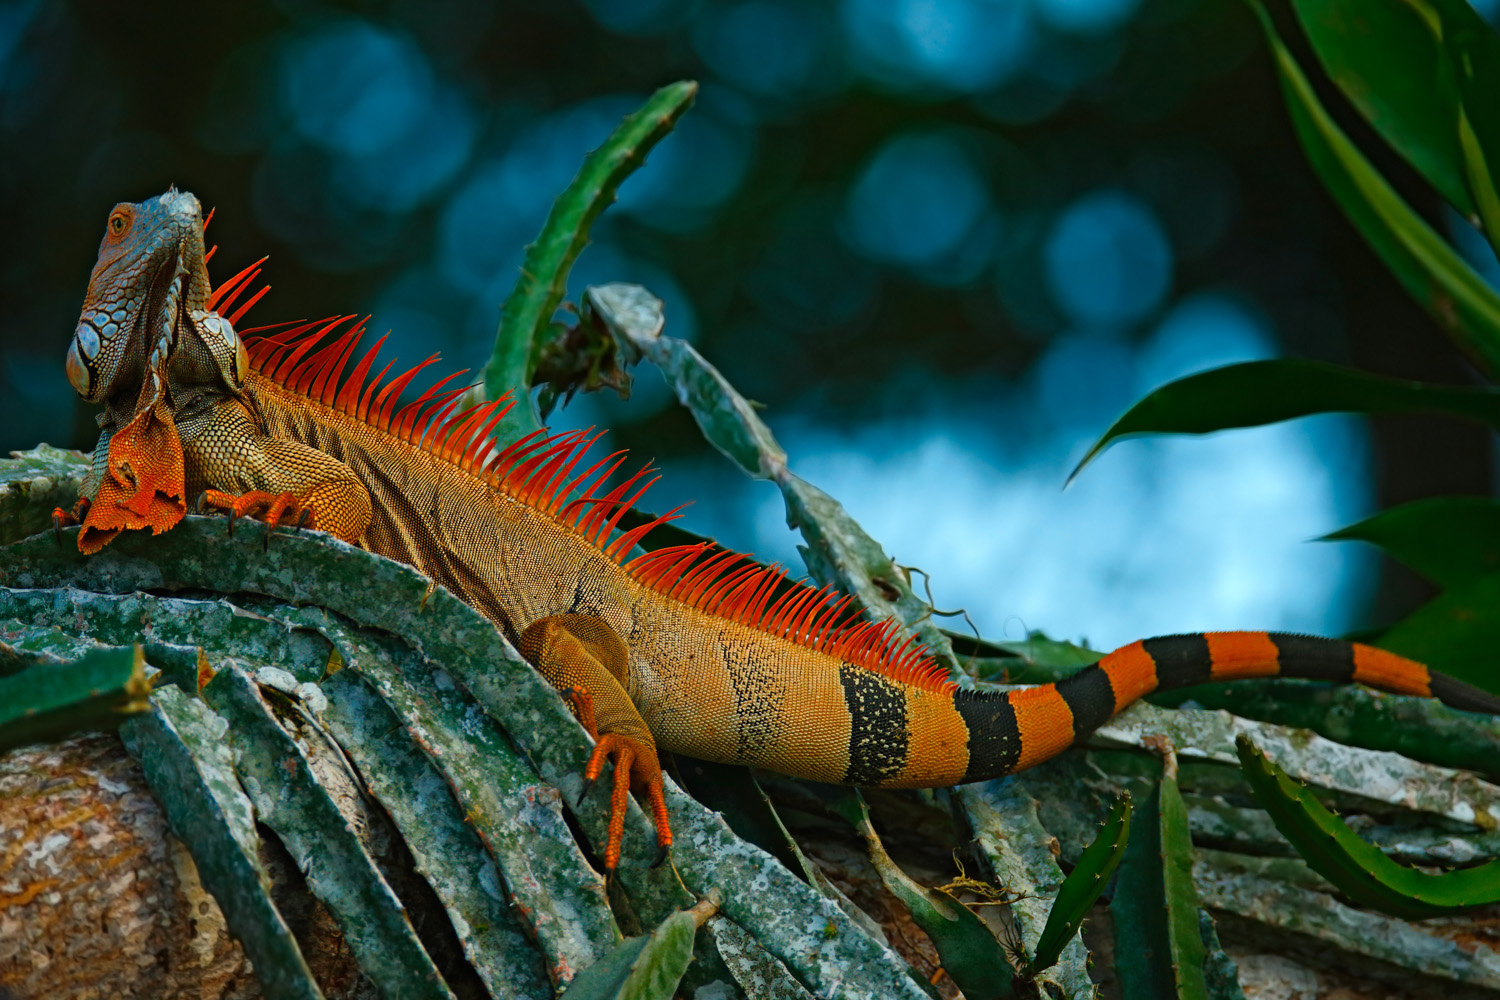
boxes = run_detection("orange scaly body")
[63,192,1500,871]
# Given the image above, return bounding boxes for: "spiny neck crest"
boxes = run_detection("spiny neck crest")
[208,255,955,695]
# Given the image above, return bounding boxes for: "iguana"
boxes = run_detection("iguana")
[58,190,1500,871]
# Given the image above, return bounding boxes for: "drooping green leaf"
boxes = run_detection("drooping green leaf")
[1323,496,1500,589]
[853,790,1016,1000]
[1110,759,1208,1000]
[483,82,698,444]
[1245,0,1500,377]
[0,643,150,751]
[1436,0,1500,249]
[1236,735,1500,917]
[1072,359,1500,479]
[119,687,325,1000]
[1374,571,1500,692]
[1029,793,1131,974]
[591,282,961,677]
[1289,0,1471,215]
[1158,762,1209,999]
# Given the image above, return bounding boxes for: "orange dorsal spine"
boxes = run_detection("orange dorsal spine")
[207,259,954,696]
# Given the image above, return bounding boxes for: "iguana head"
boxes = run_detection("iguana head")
[66,188,211,403]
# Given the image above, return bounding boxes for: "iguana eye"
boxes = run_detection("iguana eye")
[107,208,132,241]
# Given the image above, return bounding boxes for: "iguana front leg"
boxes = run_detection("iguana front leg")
[518,613,672,872]
[179,398,373,546]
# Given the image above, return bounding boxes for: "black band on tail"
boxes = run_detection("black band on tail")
[1429,672,1500,715]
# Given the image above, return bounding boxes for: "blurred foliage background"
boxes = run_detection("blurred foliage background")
[2,0,1496,651]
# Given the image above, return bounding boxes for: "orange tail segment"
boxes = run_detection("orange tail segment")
[950,632,1500,782]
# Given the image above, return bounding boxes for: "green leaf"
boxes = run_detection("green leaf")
[1072,359,1500,479]
[1323,496,1500,588]
[120,688,325,1000]
[201,663,457,1000]
[1245,0,1500,378]
[1290,0,1472,216]
[1436,0,1500,250]
[562,896,718,1000]
[482,82,698,444]
[1029,793,1131,974]
[1110,761,1208,1000]
[0,444,88,546]
[1375,570,1500,691]
[1236,734,1500,917]
[0,644,150,751]
[853,791,1016,1000]
[591,282,962,677]
[1158,763,1209,999]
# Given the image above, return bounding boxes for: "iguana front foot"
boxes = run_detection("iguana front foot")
[198,488,312,548]
[52,499,89,545]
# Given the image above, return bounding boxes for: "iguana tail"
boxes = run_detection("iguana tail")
[942,633,1500,784]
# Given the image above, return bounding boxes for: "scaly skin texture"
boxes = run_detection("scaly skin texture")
[65,192,1500,872]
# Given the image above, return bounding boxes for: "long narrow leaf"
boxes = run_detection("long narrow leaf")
[1072,359,1500,479]
[1029,793,1131,974]
[1290,0,1471,216]
[1236,735,1500,917]
[1247,0,1500,377]
[482,82,697,443]
[1323,496,1500,588]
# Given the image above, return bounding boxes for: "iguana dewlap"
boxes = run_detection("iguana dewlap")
[61,191,1500,872]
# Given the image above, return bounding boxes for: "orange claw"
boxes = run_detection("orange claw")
[582,733,673,871]
[198,489,313,545]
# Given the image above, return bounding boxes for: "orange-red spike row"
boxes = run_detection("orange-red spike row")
[271,317,349,385]
[599,475,661,556]
[372,354,442,431]
[392,369,466,441]
[458,404,511,471]
[437,401,498,464]
[227,283,271,326]
[314,320,368,406]
[206,256,267,312]
[337,334,389,416]
[287,320,356,395]
[607,504,688,560]
[205,245,217,264]
[536,430,605,514]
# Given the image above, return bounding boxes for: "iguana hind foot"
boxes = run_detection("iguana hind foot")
[519,614,673,872]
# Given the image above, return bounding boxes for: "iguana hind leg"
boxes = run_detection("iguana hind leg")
[518,614,672,872]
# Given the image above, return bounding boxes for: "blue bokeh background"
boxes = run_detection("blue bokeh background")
[2,0,1494,650]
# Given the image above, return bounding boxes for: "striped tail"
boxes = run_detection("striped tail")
[952,632,1500,783]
